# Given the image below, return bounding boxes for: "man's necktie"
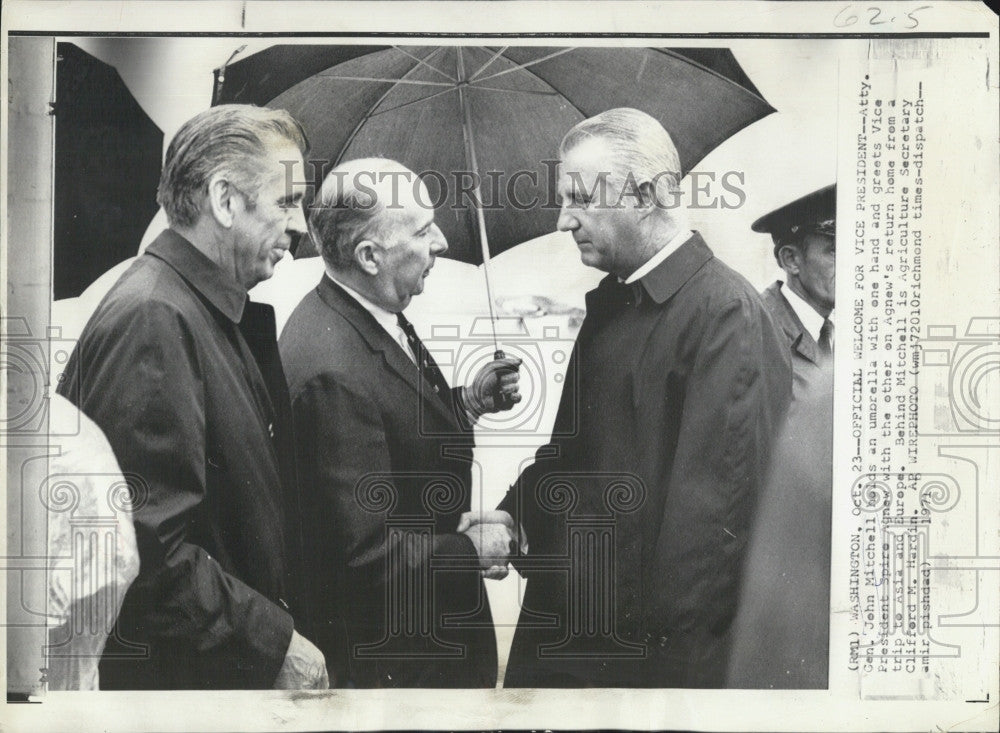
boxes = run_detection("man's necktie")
[396,312,453,400]
[818,318,834,357]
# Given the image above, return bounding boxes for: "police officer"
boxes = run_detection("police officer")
[754,184,836,399]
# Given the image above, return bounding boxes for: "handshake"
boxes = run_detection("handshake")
[457,509,527,580]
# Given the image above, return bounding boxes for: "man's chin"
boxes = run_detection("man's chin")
[246,263,276,291]
[578,250,605,272]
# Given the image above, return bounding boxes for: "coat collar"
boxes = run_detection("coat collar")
[761,280,820,365]
[636,231,715,305]
[145,229,247,323]
[315,275,458,427]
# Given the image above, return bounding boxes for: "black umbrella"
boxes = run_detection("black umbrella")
[215,44,772,353]
[214,45,773,263]
[54,42,163,299]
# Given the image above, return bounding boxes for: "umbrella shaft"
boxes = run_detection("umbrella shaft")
[456,48,500,352]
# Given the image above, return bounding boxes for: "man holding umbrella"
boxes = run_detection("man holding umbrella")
[280,158,522,687]
[491,108,791,687]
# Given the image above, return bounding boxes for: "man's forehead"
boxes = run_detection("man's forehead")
[557,163,613,196]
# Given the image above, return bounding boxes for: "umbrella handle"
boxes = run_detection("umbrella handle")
[492,349,519,411]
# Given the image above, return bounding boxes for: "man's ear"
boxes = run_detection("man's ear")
[354,240,380,275]
[635,180,659,221]
[777,243,802,275]
[207,173,238,228]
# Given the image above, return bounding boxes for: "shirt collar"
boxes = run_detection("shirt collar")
[630,231,714,305]
[327,272,401,338]
[780,280,827,342]
[624,228,693,284]
[144,229,247,323]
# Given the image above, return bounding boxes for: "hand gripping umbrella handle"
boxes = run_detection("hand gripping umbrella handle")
[492,349,518,411]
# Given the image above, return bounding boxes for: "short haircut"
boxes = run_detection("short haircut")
[309,158,417,270]
[772,227,835,265]
[559,107,682,207]
[157,104,308,228]
[773,231,806,265]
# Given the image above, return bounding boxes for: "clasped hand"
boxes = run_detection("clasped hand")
[457,509,524,580]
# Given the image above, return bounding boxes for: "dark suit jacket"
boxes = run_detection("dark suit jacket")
[279,275,497,688]
[499,233,791,687]
[57,230,300,689]
[760,281,824,401]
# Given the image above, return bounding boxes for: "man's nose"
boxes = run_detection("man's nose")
[557,207,578,232]
[430,225,448,255]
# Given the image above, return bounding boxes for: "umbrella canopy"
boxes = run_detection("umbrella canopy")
[214,45,774,265]
[54,42,163,298]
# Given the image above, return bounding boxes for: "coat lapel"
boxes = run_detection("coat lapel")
[315,276,459,427]
[791,327,821,365]
[761,282,820,366]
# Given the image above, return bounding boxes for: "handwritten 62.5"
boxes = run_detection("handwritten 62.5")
[834,5,932,30]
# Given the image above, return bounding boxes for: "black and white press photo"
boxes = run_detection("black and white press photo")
[2,2,997,732]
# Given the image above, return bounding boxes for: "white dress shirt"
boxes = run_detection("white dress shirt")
[328,275,491,430]
[329,275,416,363]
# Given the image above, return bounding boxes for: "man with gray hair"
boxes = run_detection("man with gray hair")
[58,104,327,689]
[280,158,521,687]
[491,108,791,687]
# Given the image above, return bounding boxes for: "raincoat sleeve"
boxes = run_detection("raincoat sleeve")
[60,300,293,686]
[642,293,789,634]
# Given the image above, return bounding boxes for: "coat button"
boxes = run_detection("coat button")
[268,422,274,438]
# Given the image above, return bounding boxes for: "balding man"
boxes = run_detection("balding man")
[280,159,521,687]
[494,108,791,687]
[58,105,327,689]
